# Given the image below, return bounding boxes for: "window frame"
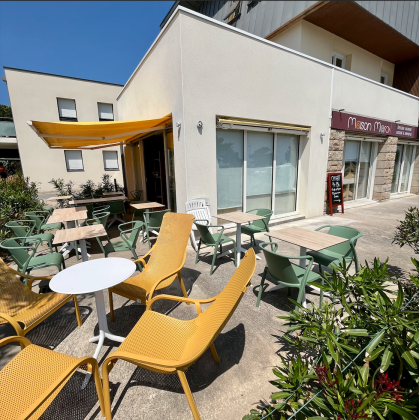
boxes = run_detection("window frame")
[332,52,346,69]
[97,102,114,121]
[57,98,78,122]
[102,150,119,171]
[64,150,84,172]
[380,72,388,85]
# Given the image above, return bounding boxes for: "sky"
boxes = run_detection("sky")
[0,1,174,105]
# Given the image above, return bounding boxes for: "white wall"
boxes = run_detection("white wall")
[5,68,123,192]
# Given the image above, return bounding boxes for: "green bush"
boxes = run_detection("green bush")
[393,207,419,254]
[243,259,419,420]
[0,174,43,241]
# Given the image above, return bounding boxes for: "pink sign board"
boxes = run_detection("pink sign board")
[331,111,418,139]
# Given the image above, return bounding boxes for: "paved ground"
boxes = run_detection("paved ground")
[1,195,417,420]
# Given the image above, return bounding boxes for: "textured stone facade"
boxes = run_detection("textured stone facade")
[411,146,419,194]
[372,137,397,201]
[324,130,345,213]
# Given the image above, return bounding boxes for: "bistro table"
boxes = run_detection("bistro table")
[68,195,128,206]
[46,195,72,208]
[130,202,165,238]
[103,191,124,196]
[53,224,107,262]
[47,207,88,258]
[265,226,348,295]
[50,257,136,385]
[213,211,266,266]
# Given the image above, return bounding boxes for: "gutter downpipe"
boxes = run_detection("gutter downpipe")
[325,67,335,169]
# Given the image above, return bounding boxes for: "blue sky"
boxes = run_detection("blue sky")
[0,1,174,105]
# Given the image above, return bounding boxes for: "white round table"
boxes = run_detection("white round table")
[50,258,136,360]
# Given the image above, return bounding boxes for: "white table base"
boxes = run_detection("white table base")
[108,215,125,228]
[59,221,90,259]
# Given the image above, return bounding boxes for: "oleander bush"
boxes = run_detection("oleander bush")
[243,259,419,420]
[393,207,419,254]
[0,174,43,242]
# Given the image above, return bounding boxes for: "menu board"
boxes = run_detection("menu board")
[327,173,344,215]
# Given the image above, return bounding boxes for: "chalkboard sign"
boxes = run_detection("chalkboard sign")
[327,172,344,216]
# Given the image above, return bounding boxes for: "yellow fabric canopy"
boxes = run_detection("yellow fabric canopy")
[28,114,172,149]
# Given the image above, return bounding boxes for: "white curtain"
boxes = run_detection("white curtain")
[216,129,243,211]
[344,140,359,162]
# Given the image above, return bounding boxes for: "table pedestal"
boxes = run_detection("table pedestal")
[60,221,91,259]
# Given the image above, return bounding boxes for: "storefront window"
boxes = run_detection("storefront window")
[343,140,373,201]
[216,129,299,216]
[392,144,414,194]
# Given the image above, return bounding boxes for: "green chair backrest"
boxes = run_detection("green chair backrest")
[248,209,273,231]
[0,238,38,272]
[93,205,110,215]
[93,211,110,227]
[194,221,217,246]
[6,220,35,238]
[260,243,303,286]
[43,205,55,215]
[324,225,362,258]
[145,209,170,229]
[119,221,143,248]
[108,200,125,215]
[25,211,48,232]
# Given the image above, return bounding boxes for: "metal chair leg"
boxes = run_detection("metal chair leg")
[177,370,201,420]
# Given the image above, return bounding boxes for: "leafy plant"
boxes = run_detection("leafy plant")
[393,207,419,254]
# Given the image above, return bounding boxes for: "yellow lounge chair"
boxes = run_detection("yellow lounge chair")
[0,258,82,336]
[102,248,257,420]
[0,335,105,420]
[108,212,194,320]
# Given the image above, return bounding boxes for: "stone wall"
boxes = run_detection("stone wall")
[372,137,397,201]
[324,129,345,213]
[411,146,419,194]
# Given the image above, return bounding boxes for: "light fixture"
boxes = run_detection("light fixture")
[197,121,203,129]
[395,120,400,123]
[339,109,345,112]
[176,122,181,128]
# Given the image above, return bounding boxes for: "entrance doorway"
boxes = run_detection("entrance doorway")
[143,134,167,206]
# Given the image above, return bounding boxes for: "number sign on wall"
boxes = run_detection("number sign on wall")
[327,172,344,216]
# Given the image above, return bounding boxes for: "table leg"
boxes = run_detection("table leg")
[79,239,89,262]
[236,223,242,267]
[299,247,307,268]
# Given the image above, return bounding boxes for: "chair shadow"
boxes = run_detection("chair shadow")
[110,323,246,418]
[38,371,119,420]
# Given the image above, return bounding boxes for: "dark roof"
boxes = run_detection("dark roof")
[160,1,201,29]
[3,67,124,87]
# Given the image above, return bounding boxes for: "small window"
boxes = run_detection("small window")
[332,52,346,69]
[380,72,388,85]
[64,150,84,171]
[103,150,119,170]
[98,103,114,121]
[57,98,77,122]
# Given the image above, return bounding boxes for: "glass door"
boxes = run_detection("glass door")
[343,140,373,202]
[391,145,403,193]
[392,144,414,194]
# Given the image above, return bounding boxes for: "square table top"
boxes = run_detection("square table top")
[130,202,165,210]
[47,207,88,224]
[266,226,347,251]
[46,195,72,201]
[53,224,107,244]
[69,196,128,205]
[213,211,266,224]
[103,192,124,196]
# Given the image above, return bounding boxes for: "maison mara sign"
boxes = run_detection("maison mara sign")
[331,111,418,139]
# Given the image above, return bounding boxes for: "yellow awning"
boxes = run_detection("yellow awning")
[28,114,172,149]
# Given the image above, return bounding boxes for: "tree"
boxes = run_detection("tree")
[0,104,12,118]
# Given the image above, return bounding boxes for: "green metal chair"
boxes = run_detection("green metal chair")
[307,225,362,273]
[257,242,322,309]
[143,209,170,249]
[194,220,237,275]
[5,220,57,254]
[43,204,55,216]
[0,237,65,277]
[95,221,143,268]
[25,211,64,233]
[93,205,110,215]
[242,209,273,247]
[87,211,110,228]
[107,200,126,227]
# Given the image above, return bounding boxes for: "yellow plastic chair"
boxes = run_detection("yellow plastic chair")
[0,335,105,420]
[108,212,194,320]
[0,258,82,336]
[102,249,257,420]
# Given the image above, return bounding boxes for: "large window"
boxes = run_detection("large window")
[392,144,415,194]
[98,103,114,121]
[57,98,77,122]
[103,150,119,170]
[64,150,84,172]
[216,129,299,216]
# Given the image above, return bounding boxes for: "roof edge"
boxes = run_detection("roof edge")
[3,67,124,87]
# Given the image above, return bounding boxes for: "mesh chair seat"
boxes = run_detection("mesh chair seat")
[307,249,349,267]
[41,222,63,231]
[241,224,263,235]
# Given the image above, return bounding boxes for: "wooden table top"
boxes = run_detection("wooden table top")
[46,195,72,201]
[214,211,266,224]
[130,202,165,210]
[53,224,107,244]
[103,192,124,196]
[69,196,128,205]
[47,207,88,224]
[266,227,347,251]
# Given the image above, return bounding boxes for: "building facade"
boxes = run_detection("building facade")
[3,68,124,192]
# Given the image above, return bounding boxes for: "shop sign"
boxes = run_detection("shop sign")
[331,111,418,139]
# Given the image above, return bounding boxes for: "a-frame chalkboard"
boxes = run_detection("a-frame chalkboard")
[327,172,344,216]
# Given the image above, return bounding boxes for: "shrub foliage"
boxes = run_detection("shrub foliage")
[393,207,419,254]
